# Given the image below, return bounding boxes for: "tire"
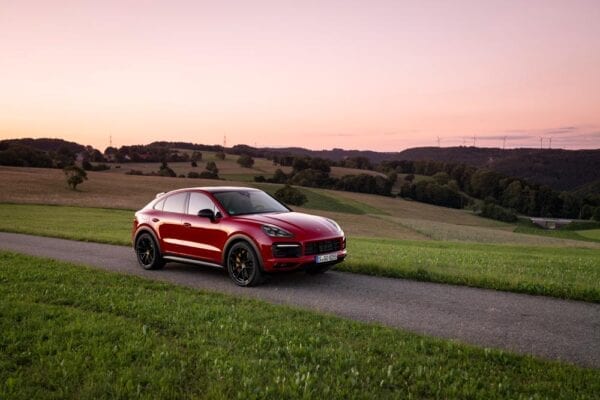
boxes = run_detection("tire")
[135,232,165,270]
[226,241,263,287]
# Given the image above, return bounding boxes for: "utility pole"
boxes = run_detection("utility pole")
[436,136,441,147]
[502,136,507,150]
[549,137,552,149]
[540,137,543,149]
[109,135,112,148]
[473,135,477,147]
[223,134,227,148]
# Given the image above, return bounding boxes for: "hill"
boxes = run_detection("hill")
[395,147,600,191]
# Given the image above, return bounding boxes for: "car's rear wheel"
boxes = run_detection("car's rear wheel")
[227,242,263,286]
[135,232,164,270]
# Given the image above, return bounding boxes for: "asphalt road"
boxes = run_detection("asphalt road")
[1,232,599,368]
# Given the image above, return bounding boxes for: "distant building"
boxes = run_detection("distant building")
[530,218,572,230]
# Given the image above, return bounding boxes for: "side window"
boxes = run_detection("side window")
[188,192,215,215]
[153,198,165,210]
[162,192,188,214]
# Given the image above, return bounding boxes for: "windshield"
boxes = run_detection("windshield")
[213,190,290,216]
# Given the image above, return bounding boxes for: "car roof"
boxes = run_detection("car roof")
[161,186,260,196]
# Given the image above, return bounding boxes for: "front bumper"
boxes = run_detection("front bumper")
[261,237,347,272]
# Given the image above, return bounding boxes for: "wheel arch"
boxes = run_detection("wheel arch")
[133,225,162,254]
[222,234,264,271]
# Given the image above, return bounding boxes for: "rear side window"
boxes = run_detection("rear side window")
[187,192,215,215]
[153,198,165,210]
[162,192,188,214]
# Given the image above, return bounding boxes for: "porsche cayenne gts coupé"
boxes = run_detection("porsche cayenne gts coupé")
[132,187,347,286]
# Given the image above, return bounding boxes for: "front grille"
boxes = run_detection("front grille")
[272,243,302,258]
[304,238,342,256]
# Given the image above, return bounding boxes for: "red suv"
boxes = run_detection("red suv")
[132,187,347,286]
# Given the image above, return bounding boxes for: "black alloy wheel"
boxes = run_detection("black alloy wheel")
[135,233,164,270]
[227,242,263,286]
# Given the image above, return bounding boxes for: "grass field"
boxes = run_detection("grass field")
[1,251,598,399]
[4,166,598,247]
[578,229,600,240]
[515,221,600,243]
[2,203,598,302]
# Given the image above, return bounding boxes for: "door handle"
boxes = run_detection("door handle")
[152,218,160,222]
[183,222,191,227]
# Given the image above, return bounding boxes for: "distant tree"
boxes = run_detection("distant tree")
[237,154,255,168]
[593,207,600,222]
[206,161,219,175]
[271,169,288,183]
[580,204,594,220]
[215,151,226,160]
[56,145,76,167]
[82,160,93,171]
[275,185,307,206]
[309,157,331,174]
[292,157,310,172]
[63,165,88,190]
[191,151,202,162]
[158,161,176,177]
[480,203,518,222]
[404,174,415,182]
[386,171,398,185]
[432,172,450,185]
[499,180,522,210]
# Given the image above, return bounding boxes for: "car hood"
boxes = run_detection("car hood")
[234,212,341,237]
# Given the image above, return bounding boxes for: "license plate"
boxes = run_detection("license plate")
[315,253,338,263]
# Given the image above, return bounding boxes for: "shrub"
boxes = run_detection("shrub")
[125,169,144,175]
[254,175,266,182]
[480,203,518,222]
[191,161,197,167]
[237,154,255,168]
[275,185,307,206]
[215,151,226,160]
[199,171,219,180]
[187,171,201,179]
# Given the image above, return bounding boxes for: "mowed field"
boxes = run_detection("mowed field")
[1,166,599,301]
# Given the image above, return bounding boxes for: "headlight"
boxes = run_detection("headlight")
[326,218,343,233]
[262,224,294,238]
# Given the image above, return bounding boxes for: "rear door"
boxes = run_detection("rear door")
[181,191,228,263]
[157,192,189,255]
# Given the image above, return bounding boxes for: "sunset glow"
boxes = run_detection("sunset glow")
[1,0,599,151]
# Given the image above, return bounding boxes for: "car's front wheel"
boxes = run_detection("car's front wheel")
[227,242,263,286]
[135,232,165,270]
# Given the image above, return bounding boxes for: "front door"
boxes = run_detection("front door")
[181,191,228,263]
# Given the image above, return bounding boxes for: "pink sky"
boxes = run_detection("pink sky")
[1,0,599,151]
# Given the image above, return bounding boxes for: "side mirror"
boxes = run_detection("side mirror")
[198,209,215,221]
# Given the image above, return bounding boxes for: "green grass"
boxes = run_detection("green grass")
[1,203,599,302]
[251,183,372,215]
[1,251,598,399]
[0,203,132,245]
[514,221,600,243]
[578,229,600,240]
[342,238,600,302]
